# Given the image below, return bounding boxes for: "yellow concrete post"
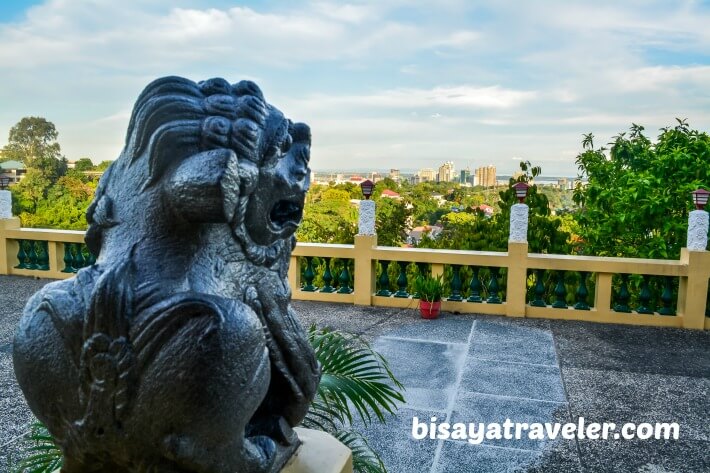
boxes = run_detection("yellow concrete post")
[678,248,710,330]
[431,263,444,279]
[594,273,613,312]
[353,234,377,306]
[0,217,21,275]
[506,242,528,317]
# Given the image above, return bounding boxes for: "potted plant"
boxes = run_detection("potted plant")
[415,274,444,319]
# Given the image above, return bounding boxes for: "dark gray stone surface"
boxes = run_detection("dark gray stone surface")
[551,320,710,377]
[3,280,708,472]
[563,367,709,441]
[577,438,710,473]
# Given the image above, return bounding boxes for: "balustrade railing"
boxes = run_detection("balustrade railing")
[2,219,709,330]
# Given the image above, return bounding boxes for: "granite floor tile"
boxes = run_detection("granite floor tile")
[0,353,33,448]
[434,441,542,473]
[460,358,566,402]
[562,367,710,442]
[351,407,440,473]
[578,438,710,473]
[470,319,557,366]
[449,391,570,451]
[552,320,710,378]
[373,337,466,411]
[379,313,475,344]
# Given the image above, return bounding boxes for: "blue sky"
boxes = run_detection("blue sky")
[1,0,709,175]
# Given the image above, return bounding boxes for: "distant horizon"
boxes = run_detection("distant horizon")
[1,1,708,176]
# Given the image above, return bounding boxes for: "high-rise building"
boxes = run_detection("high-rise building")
[389,169,400,181]
[460,168,471,185]
[437,161,455,182]
[475,165,497,187]
[417,168,436,182]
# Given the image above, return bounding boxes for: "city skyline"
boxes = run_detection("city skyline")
[1,1,709,176]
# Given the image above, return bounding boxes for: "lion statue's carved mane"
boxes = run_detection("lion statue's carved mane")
[13,76,320,473]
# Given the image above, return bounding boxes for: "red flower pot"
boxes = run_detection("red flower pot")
[419,301,441,319]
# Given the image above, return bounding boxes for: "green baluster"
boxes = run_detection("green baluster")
[320,257,335,293]
[448,265,463,301]
[37,241,49,270]
[636,275,653,314]
[552,271,567,309]
[61,243,74,273]
[376,261,392,296]
[337,260,353,294]
[467,266,482,302]
[658,276,675,316]
[574,271,590,310]
[302,257,317,291]
[530,269,546,307]
[613,274,631,312]
[72,243,85,273]
[393,261,409,298]
[25,241,39,270]
[486,267,501,304]
[14,240,27,269]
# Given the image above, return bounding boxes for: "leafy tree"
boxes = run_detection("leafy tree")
[297,189,357,244]
[1,117,62,168]
[95,160,114,171]
[375,197,410,247]
[73,158,95,172]
[574,120,710,258]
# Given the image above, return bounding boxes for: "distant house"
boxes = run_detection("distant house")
[431,193,446,206]
[380,189,400,199]
[473,204,494,217]
[407,225,443,245]
[0,160,26,184]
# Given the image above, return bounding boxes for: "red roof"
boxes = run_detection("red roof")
[381,189,400,197]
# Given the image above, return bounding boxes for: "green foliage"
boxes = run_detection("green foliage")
[73,158,94,172]
[374,197,409,247]
[1,117,62,168]
[11,422,62,473]
[95,160,114,171]
[574,120,710,258]
[414,274,444,302]
[300,326,406,473]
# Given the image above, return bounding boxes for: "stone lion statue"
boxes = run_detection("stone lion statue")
[13,76,320,472]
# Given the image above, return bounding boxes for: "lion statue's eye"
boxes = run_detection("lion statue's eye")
[264,145,282,166]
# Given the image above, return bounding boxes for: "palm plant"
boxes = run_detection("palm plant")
[11,422,62,473]
[12,326,405,473]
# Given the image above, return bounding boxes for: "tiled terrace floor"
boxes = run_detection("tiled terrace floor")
[1,275,709,472]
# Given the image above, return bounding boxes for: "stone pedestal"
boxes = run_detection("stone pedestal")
[687,209,708,251]
[283,428,353,473]
[508,203,529,243]
[0,189,11,219]
[358,199,375,235]
[54,428,352,473]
